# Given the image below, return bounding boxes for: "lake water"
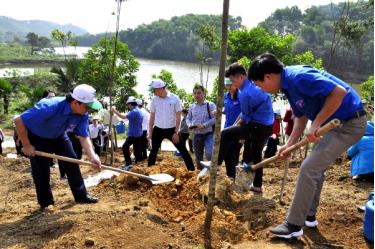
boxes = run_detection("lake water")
[0,46,289,113]
[53,46,220,95]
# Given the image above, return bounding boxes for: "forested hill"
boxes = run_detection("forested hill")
[259,1,374,82]
[78,2,373,83]
[78,14,242,62]
[0,16,88,42]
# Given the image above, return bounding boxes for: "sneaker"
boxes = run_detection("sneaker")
[270,222,303,238]
[200,161,211,168]
[122,164,133,171]
[197,167,209,180]
[305,215,318,228]
[249,183,264,193]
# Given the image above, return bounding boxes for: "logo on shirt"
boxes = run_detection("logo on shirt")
[69,124,77,130]
[296,99,304,108]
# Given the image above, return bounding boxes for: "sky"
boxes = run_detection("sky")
[1,0,342,34]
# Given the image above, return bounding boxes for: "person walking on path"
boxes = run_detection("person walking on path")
[111,96,143,170]
[248,53,367,238]
[147,79,195,171]
[186,85,216,170]
[14,84,103,211]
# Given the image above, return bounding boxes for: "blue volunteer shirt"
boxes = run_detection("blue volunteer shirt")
[20,97,89,139]
[281,66,363,121]
[239,79,274,126]
[127,107,143,137]
[224,92,241,128]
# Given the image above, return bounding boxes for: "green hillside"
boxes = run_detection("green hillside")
[0,16,88,42]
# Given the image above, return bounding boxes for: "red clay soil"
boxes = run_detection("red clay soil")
[0,147,373,249]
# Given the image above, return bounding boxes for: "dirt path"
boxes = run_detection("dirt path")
[0,148,373,248]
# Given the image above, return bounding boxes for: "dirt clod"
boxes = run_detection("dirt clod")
[84,238,95,247]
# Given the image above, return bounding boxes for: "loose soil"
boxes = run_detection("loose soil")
[0,145,373,249]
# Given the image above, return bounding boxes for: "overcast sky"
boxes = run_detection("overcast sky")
[1,0,342,34]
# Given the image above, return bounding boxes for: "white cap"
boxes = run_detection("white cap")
[136,99,142,106]
[126,96,137,104]
[149,79,165,90]
[71,84,102,110]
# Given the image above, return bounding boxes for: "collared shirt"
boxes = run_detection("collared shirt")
[150,91,182,129]
[89,124,104,139]
[238,79,274,126]
[126,107,143,137]
[224,91,241,128]
[20,97,89,139]
[139,107,150,131]
[186,100,216,134]
[281,66,363,122]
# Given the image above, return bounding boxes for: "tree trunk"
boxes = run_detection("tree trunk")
[204,0,230,248]
[3,94,9,114]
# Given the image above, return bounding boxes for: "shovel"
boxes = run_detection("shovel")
[34,151,174,185]
[250,118,341,171]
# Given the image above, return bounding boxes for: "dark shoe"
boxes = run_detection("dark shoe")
[40,202,54,211]
[249,183,264,193]
[270,222,303,238]
[305,215,318,228]
[76,194,98,204]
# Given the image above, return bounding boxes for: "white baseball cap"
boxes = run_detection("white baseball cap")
[71,84,102,110]
[136,99,142,106]
[126,96,137,104]
[148,79,165,91]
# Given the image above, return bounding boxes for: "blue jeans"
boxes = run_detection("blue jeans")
[193,132,214,169]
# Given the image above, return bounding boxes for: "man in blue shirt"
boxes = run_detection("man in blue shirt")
[205,63,274,191]
[111,96,143,170]
[14,84,103,211]
[248,53,367,239]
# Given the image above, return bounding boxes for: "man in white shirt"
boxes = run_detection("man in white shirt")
[148,79,195,171]
[88,116,104,156]
[136,98,150,160]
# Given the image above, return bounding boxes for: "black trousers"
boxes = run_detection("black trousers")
[140,130,148,160]
[92,137,101,156]
[179,132,190,152]
[148,126,195,171]
[122,136,142,166]
[28,131,88,208]
[218,123,272,187]
[264,137,279,158]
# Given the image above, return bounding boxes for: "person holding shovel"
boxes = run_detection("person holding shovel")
[14,84,103,211]
[248,53,367,238]
[202,64,274,192]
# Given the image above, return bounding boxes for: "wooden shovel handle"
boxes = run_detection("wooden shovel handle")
[251,119,341,170]
[34,150,156,181]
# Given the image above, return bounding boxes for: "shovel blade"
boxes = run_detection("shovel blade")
[149,173,175,184]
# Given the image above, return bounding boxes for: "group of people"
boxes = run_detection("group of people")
[13,52,369,241]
